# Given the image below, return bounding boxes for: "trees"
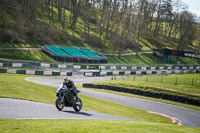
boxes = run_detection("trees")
[71,0,82,30]
[178,11,196,50]
[115,0,134,57]
[0,0,199,53]
[135,0,155,54]
[83,0,91,37]
[153,0,173,40]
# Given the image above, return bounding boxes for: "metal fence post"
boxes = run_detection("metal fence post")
[160,75,163,83]
[192,78,194,86]
[175,77,178,85]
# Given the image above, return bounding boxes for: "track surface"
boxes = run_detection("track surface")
[0,98,135,121]
[25,75,200,127]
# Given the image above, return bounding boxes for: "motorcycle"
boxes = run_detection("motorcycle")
[55,84,82,112]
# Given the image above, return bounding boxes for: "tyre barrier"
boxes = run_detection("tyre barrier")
[82,84,200,106]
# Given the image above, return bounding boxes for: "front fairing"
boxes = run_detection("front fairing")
[56,84,67,93]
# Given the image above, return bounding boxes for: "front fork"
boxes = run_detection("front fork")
[74,96,81,105]
[59,96,64,104]
[74,95,78,101]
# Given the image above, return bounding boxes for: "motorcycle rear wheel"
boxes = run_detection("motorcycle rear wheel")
[55,97,64,111]
[73,98,82,112]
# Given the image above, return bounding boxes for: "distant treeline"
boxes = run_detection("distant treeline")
[0,0,200,56]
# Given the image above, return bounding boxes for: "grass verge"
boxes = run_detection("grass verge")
[0,119,199,133]
[93,74,200,100]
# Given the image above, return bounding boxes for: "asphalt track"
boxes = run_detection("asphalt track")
[0,98,135,121]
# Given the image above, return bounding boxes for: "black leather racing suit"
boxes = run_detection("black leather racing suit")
[63,80,77,96]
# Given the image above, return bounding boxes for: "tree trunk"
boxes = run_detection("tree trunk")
[99,3,106,47]
[51,0,54,24]
[71,0,81,31]
[62,7,66,30]
[48,0,51,24]
[153,16,160,39]
[136,28,141,55]
[57,0,62,22]
[84,0,89,34]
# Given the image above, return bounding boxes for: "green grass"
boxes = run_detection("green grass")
[107,54,200,65]
[0,119,200,133]
[0,49,56,62]
[107,54,154,64]
[93,74,200,100]
[0,73,171,123]
[0,42,41,48]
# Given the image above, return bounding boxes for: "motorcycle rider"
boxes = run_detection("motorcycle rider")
[63,76,78,97]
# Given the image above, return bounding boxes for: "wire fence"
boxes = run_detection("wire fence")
[111,74,200,87]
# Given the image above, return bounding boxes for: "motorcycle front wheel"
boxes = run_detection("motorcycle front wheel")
[73,98,82,112]
[55,97,64,111]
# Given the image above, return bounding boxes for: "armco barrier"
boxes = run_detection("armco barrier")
[52,71,60,76]
[67,72,72,76]
[119,72,125,75]
[84,68,199,77]
[107,72,113,75]
[16,70,26,74]
[35,71,44,75]
[0,69,7,73]
[81,65,87,69]
[1,60,200,72]
[82,84,200,106]
[0,69,72,76]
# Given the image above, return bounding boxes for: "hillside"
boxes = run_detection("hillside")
[0,0,199,52]
[0,0,200,65]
